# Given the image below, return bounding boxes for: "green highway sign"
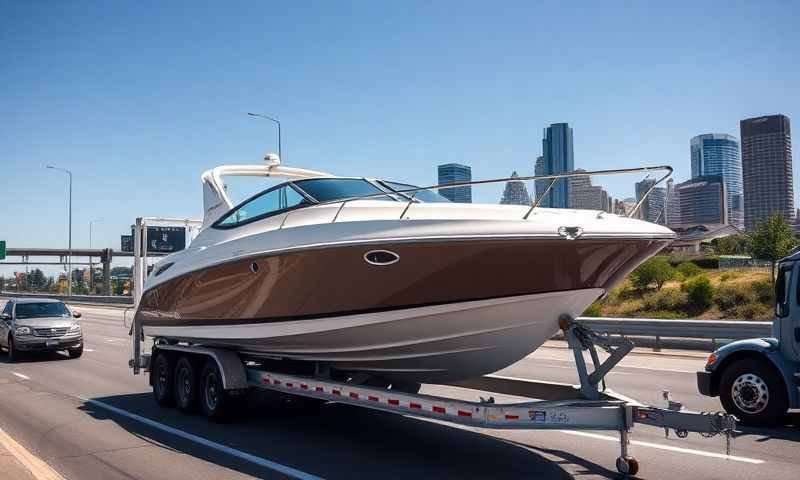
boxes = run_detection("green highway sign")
[0,240,5,260]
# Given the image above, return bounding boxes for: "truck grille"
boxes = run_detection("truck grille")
[33,327,70,337]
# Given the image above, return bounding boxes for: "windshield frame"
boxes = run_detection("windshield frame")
[212,181,317,229]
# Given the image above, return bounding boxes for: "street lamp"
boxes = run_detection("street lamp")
[46,165,72,296]
[247,112,282,160]
[89,218,104,293]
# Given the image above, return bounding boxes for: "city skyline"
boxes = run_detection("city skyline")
[690,133,743,230]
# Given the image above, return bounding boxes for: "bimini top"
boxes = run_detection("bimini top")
[201,153,451,229]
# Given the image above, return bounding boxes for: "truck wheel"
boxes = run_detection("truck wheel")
[173,356,199,412]
[152,353,174,406]
[719,358,788,426]
[200,359,242,422]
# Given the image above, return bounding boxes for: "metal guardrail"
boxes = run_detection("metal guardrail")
[573,316,773,350]
[0,291,133,305]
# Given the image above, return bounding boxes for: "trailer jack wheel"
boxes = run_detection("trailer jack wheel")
[615,456,639,476]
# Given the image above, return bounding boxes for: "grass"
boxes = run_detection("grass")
[589,268,773,320]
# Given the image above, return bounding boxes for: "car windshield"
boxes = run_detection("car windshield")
[294,178,393,202]
[380,181,451,203]
[15,302,71,319]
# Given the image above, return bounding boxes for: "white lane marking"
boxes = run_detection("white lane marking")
[0,426,66,480]
[11,372,30,380]
[81,398,325,480]
[557,430,764,464]
[84,349,95,352]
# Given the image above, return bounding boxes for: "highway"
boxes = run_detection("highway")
[0,304,798,480]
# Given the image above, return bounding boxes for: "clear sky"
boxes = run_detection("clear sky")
[1,1,798,272]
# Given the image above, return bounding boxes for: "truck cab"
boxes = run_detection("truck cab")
[697,253,800,425]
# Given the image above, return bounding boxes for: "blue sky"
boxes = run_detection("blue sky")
[1,1,798,271]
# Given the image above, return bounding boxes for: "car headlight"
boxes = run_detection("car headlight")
[69,323,81,332]
[15,326,32,336]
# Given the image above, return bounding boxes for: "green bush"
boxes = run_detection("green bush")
[682,275,714,310]
[691,257,719,269]
[640,310,689,319]
[630,257,676,290]
[642,288,687,311]
[752,279,774,304]
[729,302,772,320]
[676,262,703,278]
[713,284,756,312]
[582,301,603,317]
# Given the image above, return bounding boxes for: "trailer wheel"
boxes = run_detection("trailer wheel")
[152,352,174,406]
[174,356,200,412]
[200,359,241,422]
[719,358,788,426]
[616,456,639,476]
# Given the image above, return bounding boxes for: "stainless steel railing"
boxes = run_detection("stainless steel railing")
[280,165,673,227]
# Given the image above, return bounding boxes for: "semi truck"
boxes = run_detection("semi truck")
[697,251,800,425]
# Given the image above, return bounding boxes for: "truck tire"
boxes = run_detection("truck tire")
[719,358,788,426]
[152,352,175,406]
[200,359,244,422]
[173,356,200,412]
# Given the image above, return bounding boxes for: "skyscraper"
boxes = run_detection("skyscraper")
[635,179,666,224]
[534,156,547,203]
[665,178,681,228]
[740,115,794,230]
[676,176,728,226]
[690,133,743,230]
[437,163,472,203]
[569,169,610,211]
[499,171,532,205]
[540,123,574,208]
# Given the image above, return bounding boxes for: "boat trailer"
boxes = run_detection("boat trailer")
[131,312,736,476]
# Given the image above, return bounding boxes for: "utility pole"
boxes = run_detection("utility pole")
[47,166,73,296]
[89,218,103,294]
[247,112,282,160]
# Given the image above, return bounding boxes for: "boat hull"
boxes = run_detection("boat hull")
[143,288,603,383]
[136,236,668,382]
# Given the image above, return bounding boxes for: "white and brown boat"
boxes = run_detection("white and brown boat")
[135,155,675,383]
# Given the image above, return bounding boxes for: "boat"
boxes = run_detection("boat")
[134,154,675,383]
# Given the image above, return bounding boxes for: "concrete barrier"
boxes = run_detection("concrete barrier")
[0,291,133,306]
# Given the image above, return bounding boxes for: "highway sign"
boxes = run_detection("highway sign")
[0,240,5,260]
[121,235,133,252]
[125,226,186,254]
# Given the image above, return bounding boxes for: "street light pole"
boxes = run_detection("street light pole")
[89,218,103,294]
[47,165,72,296]
[247,112,282,160]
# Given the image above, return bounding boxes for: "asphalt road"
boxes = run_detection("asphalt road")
[0,303,797,480]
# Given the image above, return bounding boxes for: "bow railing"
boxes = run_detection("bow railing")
[280,165,673,227]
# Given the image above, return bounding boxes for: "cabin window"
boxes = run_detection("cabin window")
[776,263,792,317]
[216,185,308,228]
[379,181,451,203]
[293,178,392,203]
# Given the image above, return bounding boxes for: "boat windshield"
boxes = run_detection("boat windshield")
[294,178,394,202]
[379,181,451,203]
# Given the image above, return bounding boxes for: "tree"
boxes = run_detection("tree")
[630,256,676,290]
[28,268,47,291]
[747,214,798,285]
[712,234,748,255]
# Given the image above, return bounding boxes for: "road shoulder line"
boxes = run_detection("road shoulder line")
[0,426,66,480]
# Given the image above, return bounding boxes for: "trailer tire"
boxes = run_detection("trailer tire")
[719,358,788,426]
[174,356,200,412]
[152,352,174,406]
[200,359,242,422]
